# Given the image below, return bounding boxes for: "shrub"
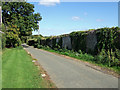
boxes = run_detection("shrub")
[78,50,83,54]
[6,32,21,48]
[94,49,120,67]
[37,36,41,44]
[96,27,120,53]
[33,43,38,48]
[54,48,58,51]
[37,45,42,49]
[46,46,50,50]
[27,39,36,46]
[63,52,69,56]
[59,49,63,52]
[5,25,21,48]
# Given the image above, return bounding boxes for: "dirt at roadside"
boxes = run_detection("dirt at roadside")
[24,48,58,89]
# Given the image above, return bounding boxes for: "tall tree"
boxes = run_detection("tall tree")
[2,2,42,40]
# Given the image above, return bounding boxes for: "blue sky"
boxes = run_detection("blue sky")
[28,2,118,36]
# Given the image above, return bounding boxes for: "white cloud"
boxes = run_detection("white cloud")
[72,16,81,21]
[39,0,60,6]
[96,19,103,22]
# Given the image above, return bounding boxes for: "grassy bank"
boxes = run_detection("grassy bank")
[2,47,55,88]
[36,45,120,75]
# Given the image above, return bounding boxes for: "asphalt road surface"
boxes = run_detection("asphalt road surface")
[23,44,118,88]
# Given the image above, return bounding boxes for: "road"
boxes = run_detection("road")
[23,44,118,88]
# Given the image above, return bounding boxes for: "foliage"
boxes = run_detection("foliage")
[27,27,120,69]
[38,45,94,63]
[37,36,41,44]
[1,24,6,48]
[33,43,38,48]
[57,37,62,49]
[70,31,88,52]
[52,38,56,49]
[37,45,43,49]
[2,2,42,41]
[6,24,21,48]
[96,27,120,53]
[94,49,120,67]
[27,39,36,46]
[35,45,119,73]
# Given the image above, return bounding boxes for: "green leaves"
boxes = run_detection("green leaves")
[96,27,119,52]
[2,2,42,47]
[5,24,21,48]
[2,2,42,40]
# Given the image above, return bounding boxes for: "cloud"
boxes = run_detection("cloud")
[72,16,81,21]
[96,19,103,22]
[39,0,60,6]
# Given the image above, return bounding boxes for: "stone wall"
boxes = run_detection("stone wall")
[62,36,72,49]
[37,27,120,55]
[86,30,97,52]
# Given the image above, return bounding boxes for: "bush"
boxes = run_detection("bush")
[54,48,58,51]
[94,49,120,67]
[78,50,83,54]
[96,27,120,53]
[37,37,41,44]
[94,49,107,64]
[5,25,21,48]
[27,39,36,46]
[59,49,63,52]
[33,43,38,48]
[6,32,21,48]
[37,45,42,49]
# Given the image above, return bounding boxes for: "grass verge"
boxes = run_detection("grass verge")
[2,47,56,88]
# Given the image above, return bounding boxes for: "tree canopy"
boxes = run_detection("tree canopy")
[2,2,42,39]
[2,2,42,47]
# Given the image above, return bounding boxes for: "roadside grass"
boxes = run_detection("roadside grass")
[37,46,120,75]
[2,47,55,88]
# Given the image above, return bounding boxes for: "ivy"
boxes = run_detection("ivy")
[96,27,119,53]
[70,31,88,52]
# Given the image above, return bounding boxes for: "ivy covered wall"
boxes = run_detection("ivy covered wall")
[28,27,120,55]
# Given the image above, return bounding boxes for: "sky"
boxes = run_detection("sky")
[28,1,118,36]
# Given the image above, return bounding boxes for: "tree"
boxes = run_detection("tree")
[6,24,21,47]
[2,2,42,42]
[1,24,6,48]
